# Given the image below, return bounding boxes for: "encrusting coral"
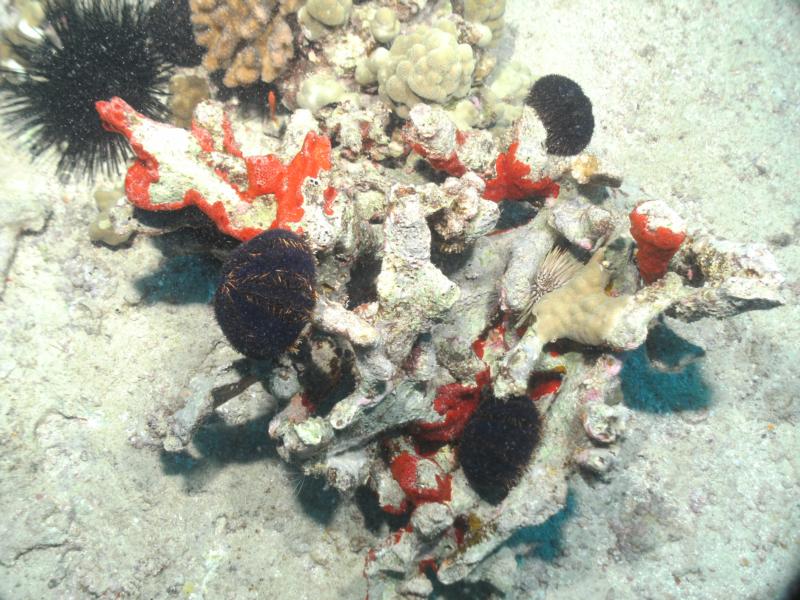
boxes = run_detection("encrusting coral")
[189,0,300,87]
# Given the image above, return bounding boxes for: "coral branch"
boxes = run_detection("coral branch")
[96,97,334,242]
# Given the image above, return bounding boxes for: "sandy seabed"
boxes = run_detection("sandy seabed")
[1,1,798,598]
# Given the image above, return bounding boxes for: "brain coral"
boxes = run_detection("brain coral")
[374,20,476,118]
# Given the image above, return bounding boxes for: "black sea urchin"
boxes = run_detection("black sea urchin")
[459,390,541,504]
[214,230,317,360]
[526,74,594,156]
[0,0,170,177]
[146,0,203,68]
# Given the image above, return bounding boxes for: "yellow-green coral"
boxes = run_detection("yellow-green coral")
[369,7,400,44]
[305,0,351,26]
[298,0,352,40]
[296,73,347,114]
[462,0,505,38]
[362,20,476,118]
[482,60,534,127]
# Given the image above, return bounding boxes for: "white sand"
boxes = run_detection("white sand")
[0,1,797,598]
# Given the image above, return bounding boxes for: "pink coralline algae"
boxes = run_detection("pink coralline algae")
[96,97,334,241]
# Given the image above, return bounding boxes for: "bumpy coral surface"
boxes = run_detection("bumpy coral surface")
[462,0,506,38]
[190,0,300,87]
[371,20,476,117]
[306,0,351,25]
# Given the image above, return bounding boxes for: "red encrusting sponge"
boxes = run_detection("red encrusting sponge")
[629,199,687,284]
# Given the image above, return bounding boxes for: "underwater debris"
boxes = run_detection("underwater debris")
[214,229,317,360]
[0,0,171,177]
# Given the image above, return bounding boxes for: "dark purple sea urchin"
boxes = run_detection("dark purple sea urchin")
[214,230,317,360]
[526,74,595,156]
[0,0,171,178]
[459,389,542,504]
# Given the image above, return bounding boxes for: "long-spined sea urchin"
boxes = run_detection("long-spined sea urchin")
[0,0,171,178]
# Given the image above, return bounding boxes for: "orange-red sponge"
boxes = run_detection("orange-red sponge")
[629,200,686,284]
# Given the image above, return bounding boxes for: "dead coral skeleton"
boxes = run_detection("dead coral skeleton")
[105,94,787,597]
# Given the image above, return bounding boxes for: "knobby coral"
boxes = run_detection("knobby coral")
[189,0,301,87]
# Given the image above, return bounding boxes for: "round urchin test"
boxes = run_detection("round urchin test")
[214,229,317,360]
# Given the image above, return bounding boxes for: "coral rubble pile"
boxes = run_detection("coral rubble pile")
[5,0,785,596]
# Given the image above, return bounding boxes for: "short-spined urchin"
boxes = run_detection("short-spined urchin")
[458,389,542,504]
[214,230,317,360]
[0,0,171,177]
[526,74,595,156]
[516,245,583,329]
